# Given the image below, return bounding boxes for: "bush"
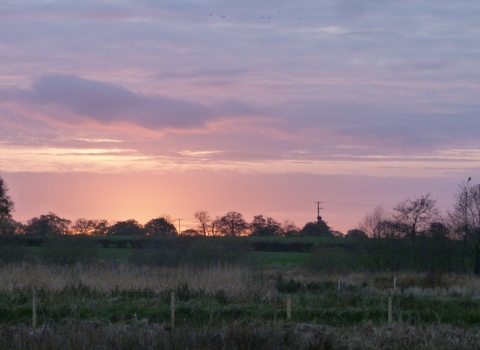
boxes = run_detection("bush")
[185,238,249,267]
[41,236,98,265]
[307,247,367,273]
[128,245,181,267]
[0,244,28,264]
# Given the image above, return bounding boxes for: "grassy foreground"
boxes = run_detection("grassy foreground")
[1,263,480,348]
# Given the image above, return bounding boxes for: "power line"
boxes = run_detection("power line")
[322,201,378,207]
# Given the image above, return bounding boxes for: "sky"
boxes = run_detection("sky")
[0,0,479,233]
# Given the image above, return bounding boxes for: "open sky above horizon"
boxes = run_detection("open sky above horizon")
[1,0,479,232]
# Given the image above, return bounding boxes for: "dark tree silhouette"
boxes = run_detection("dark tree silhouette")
[450,181,480,274]
[25,212,71,236]
[72,219,109,236]
[145,217,177,236]
[393,193,439,266]
[194,211,218,236]
[0,176,14,234]
[345,229,368,239]
[180,229,200,236]
[217,212,248,236]
[250,215,282,236]
[282,220,300,236]
[300,220,331,236]
[108,219,144,236]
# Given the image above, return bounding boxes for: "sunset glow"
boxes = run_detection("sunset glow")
[1,1,479,233]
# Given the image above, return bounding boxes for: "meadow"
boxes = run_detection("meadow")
[0,235,479,349]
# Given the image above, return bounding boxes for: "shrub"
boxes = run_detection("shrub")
[0,244,28,264]
[185,238,250,268]
[40,236,98,265]
[128,245,180,267]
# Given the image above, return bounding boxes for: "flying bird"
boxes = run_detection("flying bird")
[468,177,472,181]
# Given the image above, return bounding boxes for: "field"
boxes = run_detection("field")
[1,262,480,348]
[0,235,479,348]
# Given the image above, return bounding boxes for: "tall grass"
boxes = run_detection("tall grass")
[0,263,275,300]
[1,321,480,349]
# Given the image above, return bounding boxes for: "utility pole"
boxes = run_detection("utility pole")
[314,201,323,236]
[178,219,182,235]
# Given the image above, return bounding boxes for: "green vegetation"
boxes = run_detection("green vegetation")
[0,263,479,349]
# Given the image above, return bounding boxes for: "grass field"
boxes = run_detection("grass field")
[0,235,478,348]
[1,263,480,348]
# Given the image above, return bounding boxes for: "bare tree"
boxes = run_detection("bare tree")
[217,212,249,236]
[72,219,109,236]
[393,193,439,266]
[358,205,388,238]
[359,205,402,270]
[450,180,480,274]
[194,211,222,236]
[72,218,94,235]
[194,211,210,236]
[282,219,300,236]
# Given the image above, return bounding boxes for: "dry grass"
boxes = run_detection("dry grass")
[2,263,480,298]
[0,262,278,301]
[277,268,480,297]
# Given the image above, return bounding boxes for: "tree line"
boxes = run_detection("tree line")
[354,181,480,273]
[0,210,333,238]
[1,175,480,272]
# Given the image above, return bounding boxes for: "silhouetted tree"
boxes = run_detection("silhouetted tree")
[25,212,71,236]
[0,219,25,235]
[145,217,177,236]
[180,229,200,236]
[450,181,480,274]
[194,211,219,236]
[72,218,109,236]
[331,230,344,237]
[250,215,282,236]
[427,222,450,239]
[358,205,387,238]
[359,206,404,270]
[300,220,331,236]
[282,220,300,236]
[108,219,144,236]
[0,176,14,234]
[92,220,109,236]
[72,218,95,235]
[393,193,439,266]
[345,229,368,239]
[217,212,248,236]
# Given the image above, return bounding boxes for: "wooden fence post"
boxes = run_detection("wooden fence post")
[171,291,175,330]
[388,295,393,324]
[287,294,291,320]
[32,290,37,328]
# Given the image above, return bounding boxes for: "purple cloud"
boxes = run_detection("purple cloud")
[3,75,247,130]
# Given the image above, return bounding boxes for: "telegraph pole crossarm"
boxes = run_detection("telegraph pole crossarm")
[314,201,323,221]
[314,201,323,236]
